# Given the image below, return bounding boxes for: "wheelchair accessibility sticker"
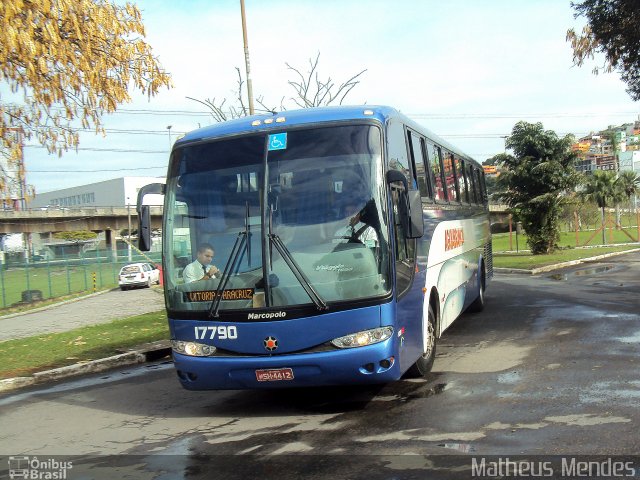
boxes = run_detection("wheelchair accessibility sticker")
[268,133,287,151]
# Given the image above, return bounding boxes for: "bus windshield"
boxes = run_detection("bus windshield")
[163,124,390,316]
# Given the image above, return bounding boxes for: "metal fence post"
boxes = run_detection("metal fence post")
[0,263,5,308]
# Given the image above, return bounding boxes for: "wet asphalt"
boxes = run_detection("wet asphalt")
[0,252,639,479]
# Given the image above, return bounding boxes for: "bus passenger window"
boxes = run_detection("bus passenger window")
[443,150,458,202]
[426,142,446,202]
[455,157,469,203]
[409,132,430,198]
[467,164,478,204]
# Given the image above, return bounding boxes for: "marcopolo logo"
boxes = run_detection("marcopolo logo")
[247,311,287,320]
[8,456,73,479]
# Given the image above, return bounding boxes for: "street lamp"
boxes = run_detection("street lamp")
[166,125,172,152]
[240,0,255,115]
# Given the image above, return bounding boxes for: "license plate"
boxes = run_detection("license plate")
[255,368,294,382]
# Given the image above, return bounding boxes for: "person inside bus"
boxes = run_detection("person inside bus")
[335,194,381,245]
[183,243,220,283]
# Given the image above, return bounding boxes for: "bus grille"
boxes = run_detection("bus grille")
[485,241,494,279]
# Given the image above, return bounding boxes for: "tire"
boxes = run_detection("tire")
[468,261,486,313]
[120,286,127,291]
[405,304,437,378]
[147,278,153,288]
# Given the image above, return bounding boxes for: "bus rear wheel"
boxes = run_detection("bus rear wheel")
[405,304,437,378]
[468,262,486,313]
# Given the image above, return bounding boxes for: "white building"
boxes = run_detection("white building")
[29,177,165,209]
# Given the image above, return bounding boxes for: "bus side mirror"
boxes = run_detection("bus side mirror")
[137,183,165,251]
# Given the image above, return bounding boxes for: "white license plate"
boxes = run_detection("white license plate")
[255,368,294,382]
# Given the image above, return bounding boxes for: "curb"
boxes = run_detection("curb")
[0,344,171,394]
[494,247,640,275]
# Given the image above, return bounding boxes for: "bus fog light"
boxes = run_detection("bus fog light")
[171,340,217,357]
[331,327,393,349]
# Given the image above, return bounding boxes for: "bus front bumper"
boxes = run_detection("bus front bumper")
[172,340,400,390]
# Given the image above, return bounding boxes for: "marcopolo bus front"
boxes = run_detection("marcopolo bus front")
[168,304,402,390]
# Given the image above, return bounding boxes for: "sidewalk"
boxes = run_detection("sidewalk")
[0,286,165,341]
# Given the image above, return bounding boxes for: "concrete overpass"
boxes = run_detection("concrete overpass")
[0,207,163,234]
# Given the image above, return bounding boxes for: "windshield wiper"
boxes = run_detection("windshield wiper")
[209,202,252,318]
[267,232,328,311]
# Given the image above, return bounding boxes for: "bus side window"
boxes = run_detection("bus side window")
[456,157,469,204]
[388,121,413,187]
[467,163,478,204]
[476,168,487,204]
[443,150,458,202]
[426,142,446,202]
[408,131,430,198]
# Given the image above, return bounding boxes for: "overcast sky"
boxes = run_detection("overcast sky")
[13,0,640,195]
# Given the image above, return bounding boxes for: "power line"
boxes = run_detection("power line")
[23,145,167,154]
[27,166,166,173]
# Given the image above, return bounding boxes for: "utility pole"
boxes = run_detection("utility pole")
[127,197,132,261]
[240,0,255,115]
[167,125,172,152]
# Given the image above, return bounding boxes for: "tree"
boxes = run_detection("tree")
[579,170,625,244]
[497,122,580,254]
[188,52,367,121]
[567,0,640,100]
[0,0,172,200]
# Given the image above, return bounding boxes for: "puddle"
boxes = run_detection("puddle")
[438,442,476,453]
[548,273,568,281]
[548,265,615,281]
[574,266,615,276]
[399,383,448,401]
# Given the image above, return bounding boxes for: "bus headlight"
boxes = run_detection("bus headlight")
[171,340,217,357]
[331,327,393,349]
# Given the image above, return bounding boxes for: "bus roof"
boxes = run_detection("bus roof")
[175,105,477,165]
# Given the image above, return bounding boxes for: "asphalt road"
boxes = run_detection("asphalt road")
[0,286,165,341]
[1,252,639,479]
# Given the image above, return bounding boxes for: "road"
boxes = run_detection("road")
[1,252,639,479]
[0,286,165,341]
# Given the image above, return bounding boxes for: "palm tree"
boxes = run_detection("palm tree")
[579,170,625,244]
[616,171,640,224]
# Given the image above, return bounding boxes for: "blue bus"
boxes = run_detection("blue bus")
[137,105,492,390]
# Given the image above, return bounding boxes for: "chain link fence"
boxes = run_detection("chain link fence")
[0,247,162,310]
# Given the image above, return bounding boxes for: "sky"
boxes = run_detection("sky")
[9,0,640,195]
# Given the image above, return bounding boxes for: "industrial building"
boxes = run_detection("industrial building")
[29,176,165,209]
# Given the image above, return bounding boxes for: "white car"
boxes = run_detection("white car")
[118,262,160,290]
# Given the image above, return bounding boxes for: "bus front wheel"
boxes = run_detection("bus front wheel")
[405,304,437,378]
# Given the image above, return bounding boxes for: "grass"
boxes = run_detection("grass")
[0,310,168,379]
[493,245,639,270]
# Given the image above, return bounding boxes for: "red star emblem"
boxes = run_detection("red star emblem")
[264,336,278,351]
